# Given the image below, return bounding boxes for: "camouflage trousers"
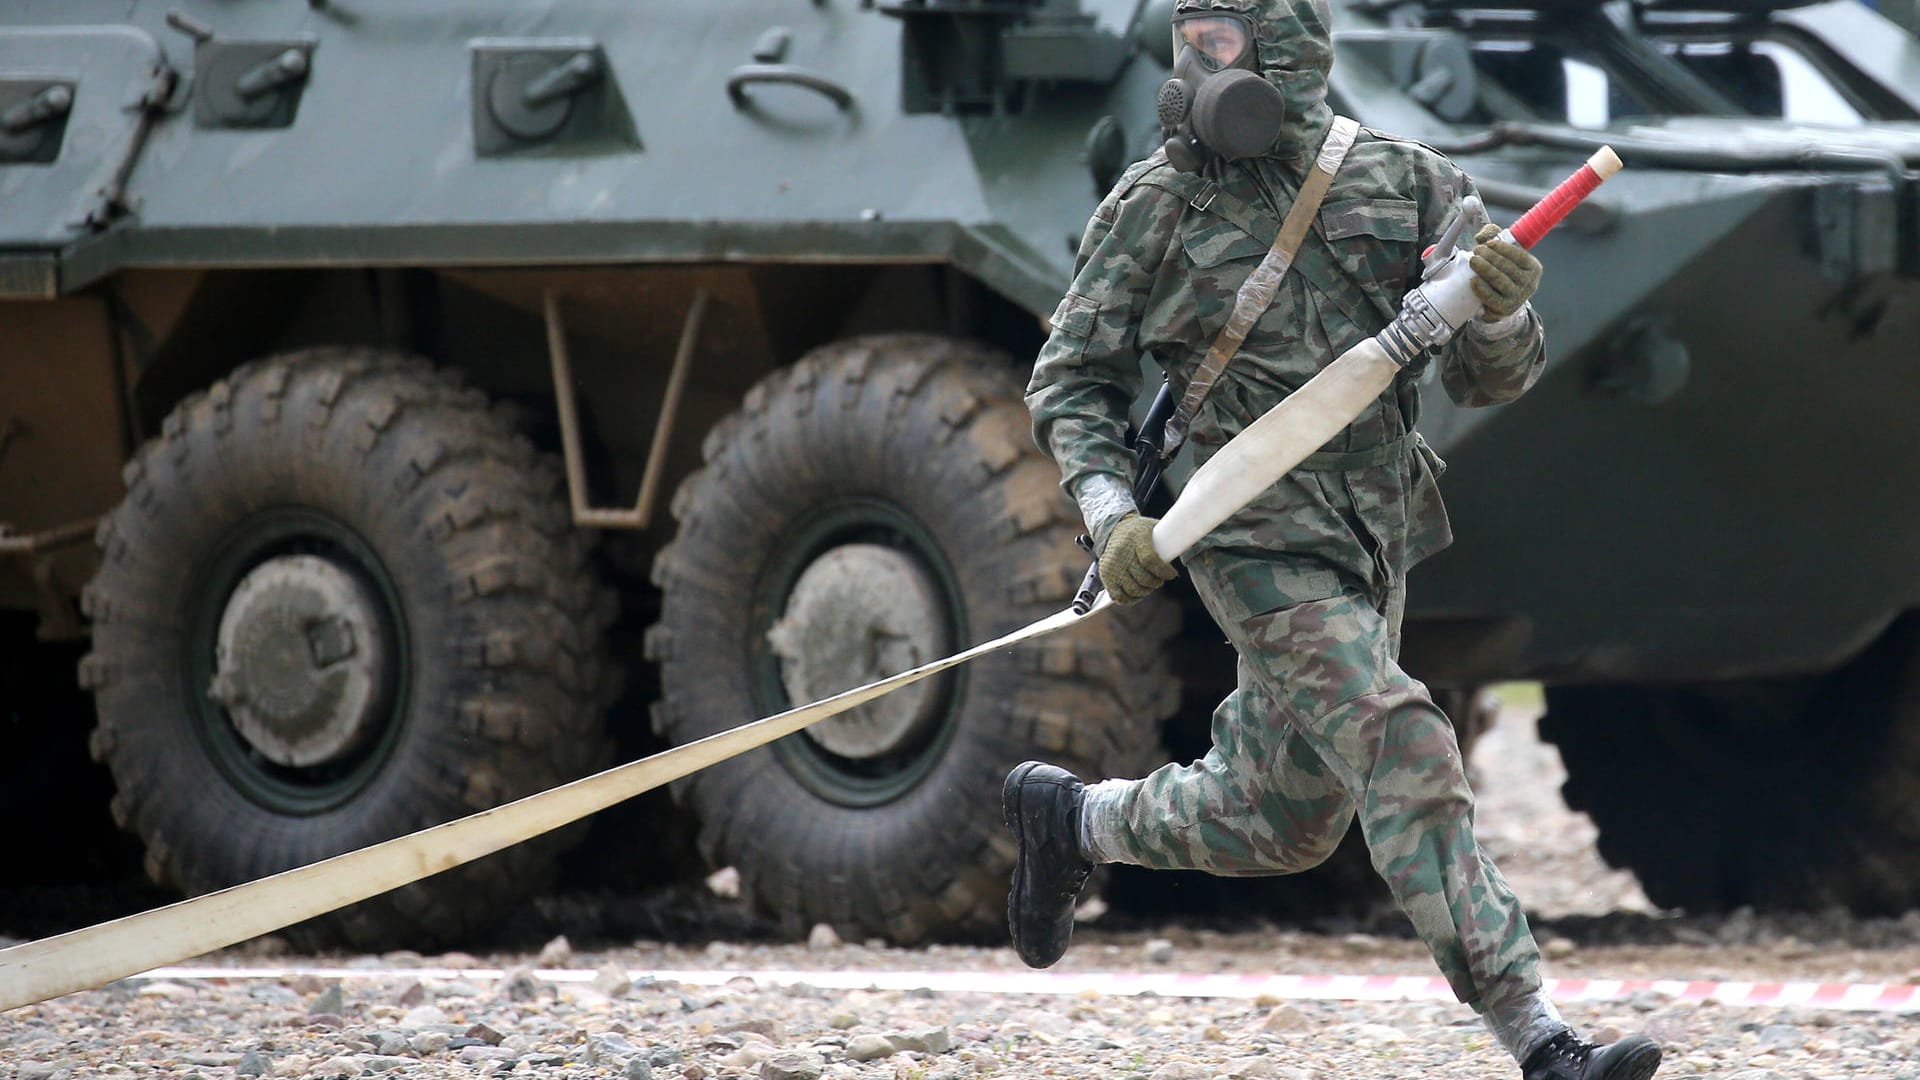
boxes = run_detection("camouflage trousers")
[1082,547,1544,1021]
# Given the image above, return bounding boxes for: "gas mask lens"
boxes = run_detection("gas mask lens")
[1175,15,1252,70]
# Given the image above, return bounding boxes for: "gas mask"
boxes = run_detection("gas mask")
[1157,12,1289,173]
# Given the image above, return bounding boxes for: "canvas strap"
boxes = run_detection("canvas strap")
[1161,115,1361,456]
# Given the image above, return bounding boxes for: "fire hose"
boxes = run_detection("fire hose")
[0,147,1619,1013]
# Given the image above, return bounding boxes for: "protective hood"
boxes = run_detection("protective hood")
[1172,0,1335,166]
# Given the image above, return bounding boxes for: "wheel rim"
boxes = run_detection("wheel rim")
[749,497,967,808]
[187,508,410,815]
[766,543,953,760]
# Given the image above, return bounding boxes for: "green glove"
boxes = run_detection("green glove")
[1098,513,1176,605]
[1469,223,1543,319]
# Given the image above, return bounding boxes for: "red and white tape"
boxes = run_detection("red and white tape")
[120,967,1920,1013]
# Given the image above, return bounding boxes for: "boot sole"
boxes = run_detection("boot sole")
[1604,1041,1662,1080]
[1002,761,1058,969]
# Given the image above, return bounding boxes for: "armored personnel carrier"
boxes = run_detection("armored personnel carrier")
[1,0,1916,946]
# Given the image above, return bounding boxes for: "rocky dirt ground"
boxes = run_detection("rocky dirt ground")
[4,697,1919,1080]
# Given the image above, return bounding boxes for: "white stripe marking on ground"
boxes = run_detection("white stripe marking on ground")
[110,967,1920,1012]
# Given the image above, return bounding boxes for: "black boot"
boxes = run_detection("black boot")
[1522,1030,1661,1080]
[1002,761,1092,968]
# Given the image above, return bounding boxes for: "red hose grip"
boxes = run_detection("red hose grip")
[1509,148,1622,249]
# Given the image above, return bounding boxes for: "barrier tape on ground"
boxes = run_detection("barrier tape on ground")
[110,966,1920,1013]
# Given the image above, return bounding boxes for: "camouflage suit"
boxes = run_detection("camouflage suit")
[1024,0,1562,1062]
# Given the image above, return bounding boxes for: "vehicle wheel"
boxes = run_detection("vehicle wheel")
[80,349,616,950]
[648,334,1181,943]
[1539,618,1920,914]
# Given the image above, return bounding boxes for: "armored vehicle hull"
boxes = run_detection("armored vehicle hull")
[1,0,1916,943]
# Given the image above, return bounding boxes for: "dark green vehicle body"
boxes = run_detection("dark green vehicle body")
[2,0,1917,942]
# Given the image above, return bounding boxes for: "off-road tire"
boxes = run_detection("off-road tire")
[1540,617,1920,914]
[647,334,1181,943]
[80,349,617,950]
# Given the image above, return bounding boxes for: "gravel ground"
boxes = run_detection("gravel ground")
[4,698,1920,1079]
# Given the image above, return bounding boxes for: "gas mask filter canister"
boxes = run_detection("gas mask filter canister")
[1157,13,1289,172]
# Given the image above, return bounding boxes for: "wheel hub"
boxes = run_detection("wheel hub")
[208,555,392,768]
[766,544,953,759]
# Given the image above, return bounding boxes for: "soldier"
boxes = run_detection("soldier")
[1009,3,1663,1080]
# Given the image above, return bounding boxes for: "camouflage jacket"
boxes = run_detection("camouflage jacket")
[1025,130,1547,605]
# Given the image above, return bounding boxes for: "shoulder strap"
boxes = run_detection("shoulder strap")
[1131,172,1279,253]
[1161,115,1362,455]
[1110,152,1176,201]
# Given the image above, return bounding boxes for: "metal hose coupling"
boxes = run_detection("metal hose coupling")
[1376,194,1494,366]
[1376,257,1483,366]
[1376,294,1449,368]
